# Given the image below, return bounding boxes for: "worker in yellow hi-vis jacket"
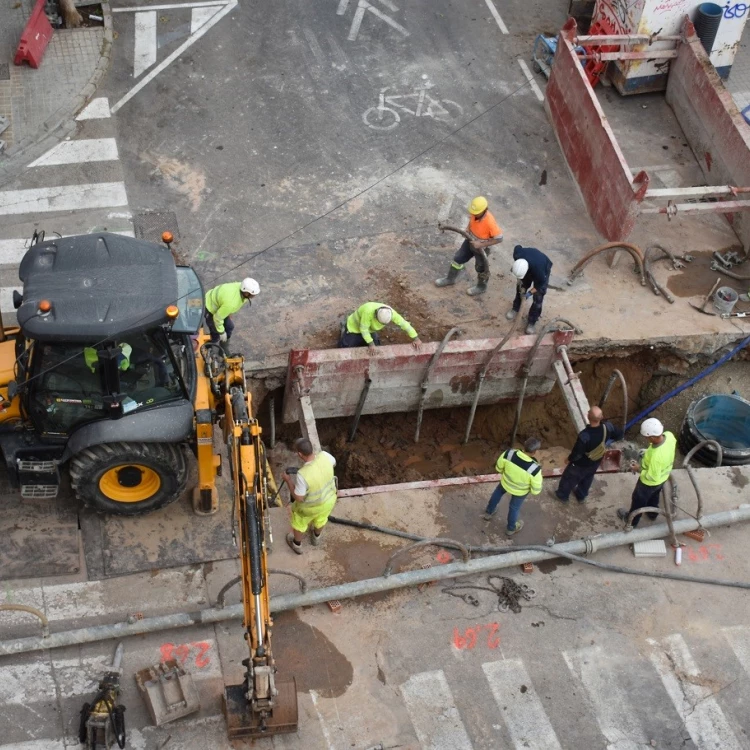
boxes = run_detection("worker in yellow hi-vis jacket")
[338,302,422,354]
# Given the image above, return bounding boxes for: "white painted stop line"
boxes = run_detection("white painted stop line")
[29,138,119,168]
[400,670,473,750]
[563,645,649,750]
[648,633,743,750]
[482,659,562,750]
[0,183,129,216]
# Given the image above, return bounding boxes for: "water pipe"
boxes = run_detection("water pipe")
[625,335,750,431]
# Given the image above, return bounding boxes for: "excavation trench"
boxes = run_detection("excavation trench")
[263,343,750,488]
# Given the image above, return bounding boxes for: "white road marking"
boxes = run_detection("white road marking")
[518,59,544,102]
[0,230,135,267]
[76,97,111,120]
[327,33,348,71]
[0,738,81,749]
[723,625,750,674]
[134,11,158,78]
[563,646,649,750]
[113,0,226,11]
[112,0,237,113]
[0,183,128,215]
[648,634,743,750]
[190,5,220,32]
[310,691,336,750]
[483,660,562,750]
[484,0,508,34]
[0,639,220,706]
[303,27,325,64]
[336,0,350,13]
[348,0,408,41]
[376,0,399,11]
[400,670,473,750]
[347,2,366,41]
[29,138,119,168]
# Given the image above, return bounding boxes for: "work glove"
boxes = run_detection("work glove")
[219,332,228,343]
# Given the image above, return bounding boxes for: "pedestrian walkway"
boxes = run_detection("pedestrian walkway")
[5,624,750,749]
[0,95,133,324]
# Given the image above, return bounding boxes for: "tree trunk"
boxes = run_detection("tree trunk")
[59,0,83,27]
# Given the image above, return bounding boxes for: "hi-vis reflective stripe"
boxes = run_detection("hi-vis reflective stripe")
[304,478,336,504]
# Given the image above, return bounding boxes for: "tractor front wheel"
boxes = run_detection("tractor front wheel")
[69,442,188,516]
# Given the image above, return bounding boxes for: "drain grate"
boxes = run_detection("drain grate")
[133,211,180,245]
[0,64,9,81]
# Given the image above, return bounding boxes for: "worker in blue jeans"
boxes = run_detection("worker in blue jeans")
[483,437,543,536]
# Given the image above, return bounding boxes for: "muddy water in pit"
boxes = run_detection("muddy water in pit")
[313,352,660,488]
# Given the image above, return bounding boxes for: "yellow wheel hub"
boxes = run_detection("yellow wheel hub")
[99,464,161,503]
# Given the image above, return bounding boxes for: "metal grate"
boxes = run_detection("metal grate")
[133,211,180,245]
[21,485,59,499]
[0,64,9,81]
[18,460,57,472]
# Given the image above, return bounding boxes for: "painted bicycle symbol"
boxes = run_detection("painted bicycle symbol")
[363,85,463,130]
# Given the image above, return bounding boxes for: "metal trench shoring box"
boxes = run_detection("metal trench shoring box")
[281,330,575,423]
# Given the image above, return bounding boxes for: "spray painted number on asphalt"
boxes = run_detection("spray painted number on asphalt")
[685,544,724,563]
[453,623,501,650]
[363,86,463,130]
[160,640,212,668]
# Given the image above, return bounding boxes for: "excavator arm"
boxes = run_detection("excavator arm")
[196,339,298,739]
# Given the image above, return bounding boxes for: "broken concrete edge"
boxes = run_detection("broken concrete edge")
[0,3,113,189]
[3,505,749,656]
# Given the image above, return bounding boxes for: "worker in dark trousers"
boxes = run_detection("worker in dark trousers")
[618,418,676,527]
[554,406,623,503]
[507,245,552,335]
[435,196,503,296]
[483,437,543,536]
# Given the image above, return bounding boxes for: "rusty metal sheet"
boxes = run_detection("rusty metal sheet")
[0,488,81,580]
[282,330,574,424]
[80,476,236,578]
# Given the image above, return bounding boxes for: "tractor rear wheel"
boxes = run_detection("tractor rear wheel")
[69,442,188,515]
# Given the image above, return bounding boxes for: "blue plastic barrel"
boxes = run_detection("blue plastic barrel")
[694,3,723,54]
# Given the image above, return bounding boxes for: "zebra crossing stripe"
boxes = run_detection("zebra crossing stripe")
[29,138,119,168]
[723,625,750,675]
[399,670,473,750]
[563,646,649,750]
[0,231,135,267]
[0,184,128,216]
[648,634,743,750]
[482,660,562,750]
[76,97,111,120]
[0,286,22,313]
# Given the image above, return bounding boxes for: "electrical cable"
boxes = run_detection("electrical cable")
[16,71,537,391]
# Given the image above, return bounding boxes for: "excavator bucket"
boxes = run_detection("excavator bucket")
[224,678,298,739]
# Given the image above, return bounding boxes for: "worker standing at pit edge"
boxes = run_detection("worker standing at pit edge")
[435,196,503,297]
[339,302,422,354]
[554,406,623,504]
[507,245,552,335]
[282,438,338,554]
[204,278,260,347]
[617,418,676,528]
[483,437,543,536]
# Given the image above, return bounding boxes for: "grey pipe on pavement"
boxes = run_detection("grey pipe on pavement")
[2,505,750,656]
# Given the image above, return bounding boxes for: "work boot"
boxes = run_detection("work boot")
[311,529,322,546]
[506,520,525,536]
[467,271,490,296]
[525,322,537,335]
[482,509,496,521]
[505,309,518,321]
[286,533,303,555]
[617,508,631,524]
[435,265,461,287]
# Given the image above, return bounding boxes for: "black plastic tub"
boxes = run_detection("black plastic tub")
[680,393,750,466]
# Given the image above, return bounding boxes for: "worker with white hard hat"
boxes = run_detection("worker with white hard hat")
[204,277,260,348]
[617,417,676,528]
[435,196,503,297]
[507,245,553,335]
[339,302,421,354]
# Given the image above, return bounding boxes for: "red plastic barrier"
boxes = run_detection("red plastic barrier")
[14,0,54,69]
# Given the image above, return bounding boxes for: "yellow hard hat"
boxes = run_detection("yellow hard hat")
[469,196,488,215]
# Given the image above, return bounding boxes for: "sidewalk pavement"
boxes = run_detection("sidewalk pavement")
[0,0,113,187]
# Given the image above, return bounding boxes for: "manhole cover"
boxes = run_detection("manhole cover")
[0,64,9,81]
[133,211,180,244]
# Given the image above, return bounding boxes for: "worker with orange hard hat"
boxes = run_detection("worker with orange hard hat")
[435,196,503,297]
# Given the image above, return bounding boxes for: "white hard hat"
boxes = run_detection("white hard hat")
[511,259,529,279]
[376,306,393,324]
[640,417,664,437]
[241,278,260,296]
